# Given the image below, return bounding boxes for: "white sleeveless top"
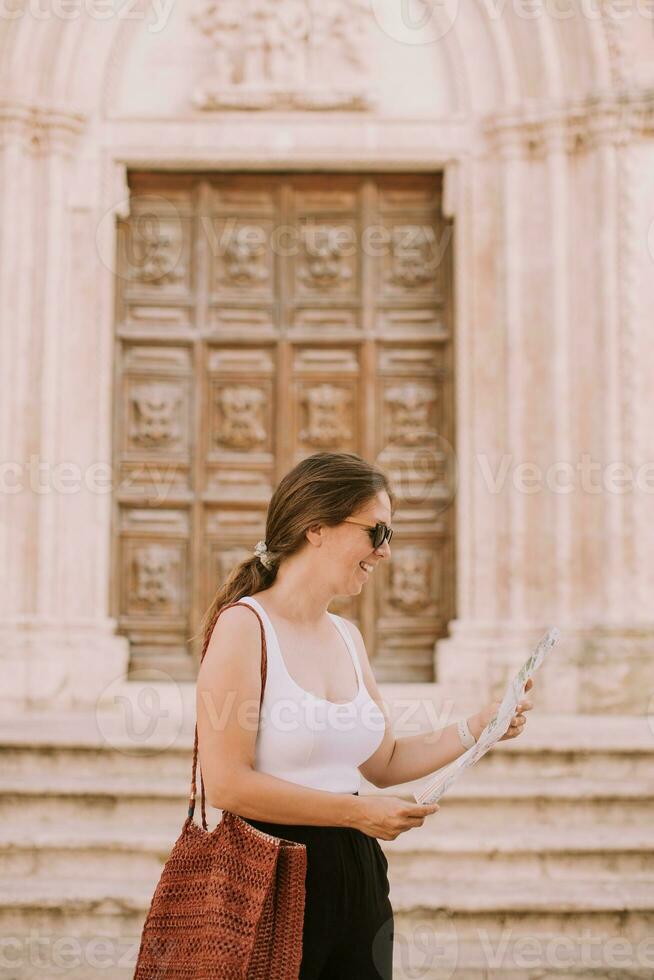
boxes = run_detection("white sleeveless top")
[238,595,386,794]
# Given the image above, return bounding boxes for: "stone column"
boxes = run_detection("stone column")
[437,131,550,717]
[576,98,654,713]
[436,97,654,716]
[0,103,129,712]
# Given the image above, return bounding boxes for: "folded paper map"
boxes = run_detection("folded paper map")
[414,627,560,805]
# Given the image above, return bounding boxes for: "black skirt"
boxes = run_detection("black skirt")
[241,794,394,979]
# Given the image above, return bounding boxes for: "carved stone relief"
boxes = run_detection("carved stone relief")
[129,384,183,449]
[385,383,438,445]
[299,383,353,447]
[298,225,354,290]
[218,224,270,287]
[389,550,434,613]
[190,0,373,111]
[130,545,180,613]
[386,225,438,289]
[126,220,186,287]
[213,385,268,450]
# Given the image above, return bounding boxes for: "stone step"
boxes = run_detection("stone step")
[390,877,654,914]
[3,823,653,885]
[0,719,193,781]
[0,830,171,882]
[384,776,654,831]
[2,712,653,977]
[1,713,653,782]
[2,773,653,833]
[395,968,654,980]
[0,743,191,782]
[390,879,654,979]
[384,829,654,881]
[5,739,653,788]
[0,877,149,979]
[1,877,652,979]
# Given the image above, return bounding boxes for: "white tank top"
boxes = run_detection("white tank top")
[238,595,386,794]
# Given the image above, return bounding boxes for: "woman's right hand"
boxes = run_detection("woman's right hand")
[353,795,440,840]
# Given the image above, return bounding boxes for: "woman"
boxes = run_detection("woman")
[196,451,533,979]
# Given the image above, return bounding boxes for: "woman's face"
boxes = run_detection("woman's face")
[327,490,393,595]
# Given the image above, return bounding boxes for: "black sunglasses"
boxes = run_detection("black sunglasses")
[343,519,393,549]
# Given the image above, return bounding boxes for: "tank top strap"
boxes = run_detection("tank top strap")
[234,596,270,646]
[327,612,364,687]
[241,597,364,691]
[237,595,271,635]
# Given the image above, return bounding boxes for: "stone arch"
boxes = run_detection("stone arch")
[0,3,618,119]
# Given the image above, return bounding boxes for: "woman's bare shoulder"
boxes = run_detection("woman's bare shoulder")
[201,603,262,665]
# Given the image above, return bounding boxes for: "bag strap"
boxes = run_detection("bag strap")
[188,599,268,831]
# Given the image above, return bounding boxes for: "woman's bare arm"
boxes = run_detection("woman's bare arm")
[344,618,532,788]
[196,604,362,827]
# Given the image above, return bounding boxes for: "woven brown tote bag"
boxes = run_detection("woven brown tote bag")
[134,600,308,980]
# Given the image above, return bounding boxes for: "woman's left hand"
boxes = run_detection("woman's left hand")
[469,677,535,741]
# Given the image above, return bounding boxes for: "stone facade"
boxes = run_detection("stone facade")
[1,2,654,715]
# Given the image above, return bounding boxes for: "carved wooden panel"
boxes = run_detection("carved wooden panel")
[113,172,454,681]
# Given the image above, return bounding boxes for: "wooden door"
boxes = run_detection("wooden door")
[113,172,455,680]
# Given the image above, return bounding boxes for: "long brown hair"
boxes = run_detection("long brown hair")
[197,451,395,650]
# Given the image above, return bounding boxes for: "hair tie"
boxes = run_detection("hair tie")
[253,539,274,570]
